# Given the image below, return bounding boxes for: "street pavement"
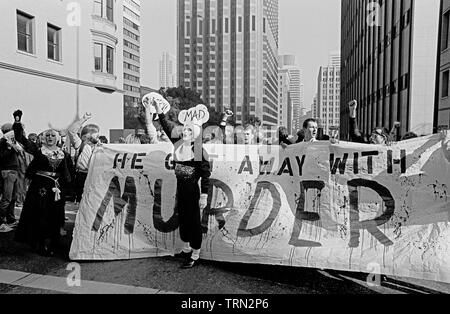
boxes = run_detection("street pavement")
[0,203,449,295]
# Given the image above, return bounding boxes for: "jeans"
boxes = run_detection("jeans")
[0,170,19,224]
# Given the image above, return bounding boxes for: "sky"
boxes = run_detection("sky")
[141,0,341,110]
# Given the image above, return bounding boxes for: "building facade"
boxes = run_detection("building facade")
[177,0,279,127]
[123,0,141,130]
[0,0,124,138]
[437,0,450,130]
[316,63,341,135]
[278,65,291,131]
[159,52,177,88]
[341,0,441,140]
[279,55,303,133]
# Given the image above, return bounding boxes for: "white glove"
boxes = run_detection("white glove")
[199,194,208,210]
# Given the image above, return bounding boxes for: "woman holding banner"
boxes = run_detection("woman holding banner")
[152,100,211,269]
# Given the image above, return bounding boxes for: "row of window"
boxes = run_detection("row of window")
[123,28,139,41]
[185,15,259,37]
[17,11,62,62]
[124,39,140,52]
[124,62,140,73]
[124,17,139,31]
[124,73,140,83]
[123,51,140,62]
[124,84,140,93]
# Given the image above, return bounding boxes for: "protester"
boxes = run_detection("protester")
[348,100,390,145]
[300,119,319,143]
[72,122,100,203]
[0,123,22,233]
[153,100,211,269]
[12,110,74,256]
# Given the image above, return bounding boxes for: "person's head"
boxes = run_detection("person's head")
[370,127,389,145]
[303,119,318,142]
[98,136,108,144]
[81,124,100,144]
[182,123,201,143]
[125,134,141,144]
[243,125,255,145]
[28,133,38,144]
[42,129,60,148]
[278,127,289,141]
[1,123,13,135]
[401,132,418,141]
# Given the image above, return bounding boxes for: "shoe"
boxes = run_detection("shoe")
[7,221,19,229]
[174,251,192,259]
[0,224,14,233]
[181,258,199,269]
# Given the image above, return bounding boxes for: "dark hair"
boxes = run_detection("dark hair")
[99,136,108,144]
[372,127,389,139]
[296,129,305,143]
[401,132,418,141]
[303,118,317,130]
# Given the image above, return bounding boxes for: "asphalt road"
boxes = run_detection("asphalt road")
[0,204,449,295]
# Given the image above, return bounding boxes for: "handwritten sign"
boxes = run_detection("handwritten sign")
[142,93,171,119]
[178,105,210,126]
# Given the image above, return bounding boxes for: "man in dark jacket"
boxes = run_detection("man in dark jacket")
[0,123,21,232]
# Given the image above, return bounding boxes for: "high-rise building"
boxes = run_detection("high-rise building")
[278,65,292,131]
[123,0,141,130]
[315,61,341,135]
[279,55,303,132]
[159,52,177,88]
[328,51,341,68]
[311,94,318,121]
[341,0,441,139]
[437,0,450,131]
[177,0,279,127]
[0,0,124,137]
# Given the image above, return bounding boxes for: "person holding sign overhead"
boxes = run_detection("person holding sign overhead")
[152,100,211,269]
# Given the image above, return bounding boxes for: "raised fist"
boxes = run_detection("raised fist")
[348,100,357,119]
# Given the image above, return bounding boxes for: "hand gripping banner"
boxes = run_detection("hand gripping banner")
[70,133,450,283]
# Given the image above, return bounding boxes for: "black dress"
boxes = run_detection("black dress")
[158,114,211,250]
[13,123,74,254]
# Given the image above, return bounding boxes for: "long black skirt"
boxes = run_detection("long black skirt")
[14,175,66,250]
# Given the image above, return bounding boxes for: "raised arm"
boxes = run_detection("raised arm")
[348,100,365,143]
[67,113,92,150]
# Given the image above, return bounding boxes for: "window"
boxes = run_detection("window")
[17,11,34,54]
[225,18,229,33]
[106,46,114,74]
[252,16,256,31]
[47,24,61,61]
[94,43,103,71]
[239,16,242,32]
[199,20,203,36]
[186,21,190,36]
[443,70,449,98]
[263,18,266,33]
[212,19,216,34]
[106,0,114,22]
[442,11,450,51]
[94,0,103,17]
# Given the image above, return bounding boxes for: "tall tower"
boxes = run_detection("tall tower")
[159,52,177,88]
[177,0,279,127]
[279,55,303,132]
[123,0,141,130]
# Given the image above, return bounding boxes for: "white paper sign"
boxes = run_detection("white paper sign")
[178,104,210,126]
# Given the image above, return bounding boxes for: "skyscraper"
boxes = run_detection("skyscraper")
[177,0,279,127]
[278,65,292,131]
[159,52,177,88]
[315,57,341,136]
[123,0,141,130]
[279,55,304,133]
[437,0,450,131]
[341,0,441,139]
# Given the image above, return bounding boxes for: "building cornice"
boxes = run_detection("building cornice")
[0,61,124,93]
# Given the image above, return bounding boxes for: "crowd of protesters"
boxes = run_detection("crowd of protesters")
[0,96,447,264]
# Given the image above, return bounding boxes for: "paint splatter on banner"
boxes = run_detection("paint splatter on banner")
[70,133,450,283]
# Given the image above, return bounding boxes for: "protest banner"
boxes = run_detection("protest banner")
[70,133,450,283]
